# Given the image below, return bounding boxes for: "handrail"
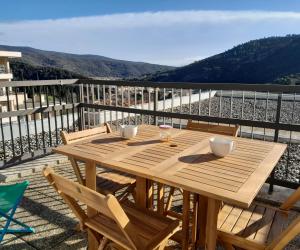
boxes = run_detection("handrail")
[78,79,300,93]
[0,79,79,87]
[1,78,300,93]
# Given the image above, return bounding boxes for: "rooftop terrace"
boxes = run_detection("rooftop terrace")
[0,79,299,249]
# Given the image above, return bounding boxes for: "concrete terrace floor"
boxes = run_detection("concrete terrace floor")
[0,154,299,250]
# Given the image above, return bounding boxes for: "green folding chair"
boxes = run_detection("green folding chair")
[0,180,35,243]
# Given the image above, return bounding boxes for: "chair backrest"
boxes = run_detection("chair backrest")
[0,181,29,214]
[43,167,138,249]
[266,186,300,250]
[60,123,112,185]
[61,123,112,145]
[186,120,239,137]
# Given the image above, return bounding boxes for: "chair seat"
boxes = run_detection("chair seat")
[92,170,136,195]
[217,202,298,249]
[85,200,179,249]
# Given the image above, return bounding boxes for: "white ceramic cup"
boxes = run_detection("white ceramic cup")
[209,137,236,157]
[120,125,138,139]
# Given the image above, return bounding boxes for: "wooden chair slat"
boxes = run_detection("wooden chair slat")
[265,210,287,244]
[85,214,131,249]
[231,204,256,235]
[61,125,109,144]
[48,170,114,219]
[242,205,265,240]
[266,216,300,250]
[254,207,276,244]
[186,120,239,137]
[218,187,300,250]
[220,207,244,232]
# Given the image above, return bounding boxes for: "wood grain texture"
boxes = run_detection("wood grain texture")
[54,125,287,250]
[54,125,286,208]
[187,120,239,137]
[43,167,180,250]
[61,124,136,198]
[218,201,300,250]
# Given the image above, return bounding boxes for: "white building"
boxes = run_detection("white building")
[0,51,23,122]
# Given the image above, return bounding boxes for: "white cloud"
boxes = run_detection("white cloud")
[0,10,300,66]
[2,10,300,29]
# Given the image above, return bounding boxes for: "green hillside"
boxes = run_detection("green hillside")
[10,61,85,80]
[0,45,173,79]
[149,35,300,84]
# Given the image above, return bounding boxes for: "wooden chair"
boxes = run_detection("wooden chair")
[164,120,239,217]
[218,187,300,250]
[60,123,136,198]
[43,167,180,250]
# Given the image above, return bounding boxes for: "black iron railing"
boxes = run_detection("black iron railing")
[0,79,81,166]
[0,79,299,191]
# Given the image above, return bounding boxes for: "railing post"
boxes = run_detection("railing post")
[77,83,84,131]
[268,92,282,194]
[81,83,85,131]
[153,87,158,126]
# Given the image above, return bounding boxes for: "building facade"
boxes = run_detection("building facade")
[0,51,23,121]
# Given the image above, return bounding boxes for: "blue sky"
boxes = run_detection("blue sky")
[1,1,300,66]
[4,0,300,21]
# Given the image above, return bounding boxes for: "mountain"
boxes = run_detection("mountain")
[0,45,174,79]
[149,35,300,84]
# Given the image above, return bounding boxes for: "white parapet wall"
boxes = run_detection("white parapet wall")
[1,113,78,141]
[84,90,217,125]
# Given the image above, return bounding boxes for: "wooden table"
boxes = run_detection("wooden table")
[53,125,286,250]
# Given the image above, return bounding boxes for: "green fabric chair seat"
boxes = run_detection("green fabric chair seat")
[0,181,29,214]
[0,180,34,243]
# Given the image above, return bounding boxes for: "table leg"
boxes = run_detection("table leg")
[135,176,148,208]
[197,195,208,248]
[205,198,221,250]
[85,160,99,250]
[191,194,199,247]
[182,190,190,250]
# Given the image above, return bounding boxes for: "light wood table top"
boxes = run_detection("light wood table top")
[53,125,286,208]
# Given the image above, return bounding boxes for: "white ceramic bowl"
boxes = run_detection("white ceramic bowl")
[120,125,138,139]
[209,137,236,157]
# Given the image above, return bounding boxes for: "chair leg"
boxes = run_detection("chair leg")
[0,216,12,242]
[8,216,35,233]
[0,209,34,243]
[0,228,34,234]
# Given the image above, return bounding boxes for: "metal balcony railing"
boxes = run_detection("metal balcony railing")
[0,79,299,192]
